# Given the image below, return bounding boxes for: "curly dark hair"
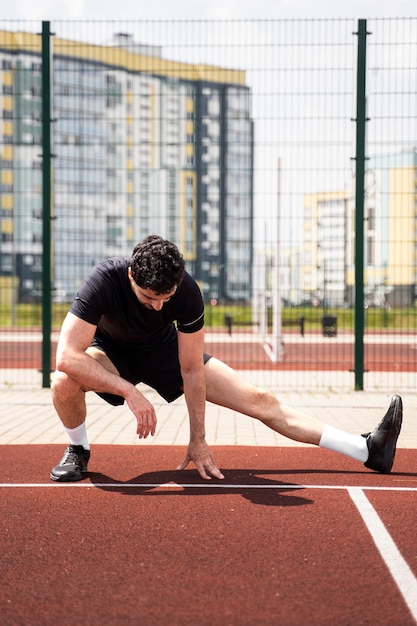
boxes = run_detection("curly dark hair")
[130,235,185,294]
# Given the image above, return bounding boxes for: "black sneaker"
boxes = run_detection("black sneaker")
[50,444,90,482]
[363,394,402,474]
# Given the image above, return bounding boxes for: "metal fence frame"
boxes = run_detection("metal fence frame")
[0,18,416,390]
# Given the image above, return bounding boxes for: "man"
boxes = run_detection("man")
[50,235,403,482]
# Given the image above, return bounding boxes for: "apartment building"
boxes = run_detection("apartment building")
[346,151,417,308]
[300,150,417,309]
[0,30,253,304]
[301,190,349,307]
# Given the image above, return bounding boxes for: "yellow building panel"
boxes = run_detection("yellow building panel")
[365,267,389,285]
[2,121,13,136]
[0,31,246,86]
[2,146,13,160]
[345,268,355,285]
[2,71,13,86]
[186,121,194,134]
[127,159,133,170]
[1,170,13,185]
[127,181,133,194]
[185,144,194,156]
[0,30,41,54]
[186,99,194,112]
[1,219,13,234]
[1,195,13,209]
[389,166,415,285]
[2,96,13,111]
[0,276,19,307]
[127,204,134,218]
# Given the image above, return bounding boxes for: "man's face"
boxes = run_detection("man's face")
[128,267,177,311]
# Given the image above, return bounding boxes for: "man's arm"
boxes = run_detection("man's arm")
[176,327,224,480]
[55,312,156,438]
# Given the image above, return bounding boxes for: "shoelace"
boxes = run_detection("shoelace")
[361,414,391,438]
[62,448,82,465]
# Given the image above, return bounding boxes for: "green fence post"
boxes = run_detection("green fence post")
[41,21,52,388]
[353,19,368,391]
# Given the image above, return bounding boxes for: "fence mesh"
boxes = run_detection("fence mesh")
[0,18,416,389]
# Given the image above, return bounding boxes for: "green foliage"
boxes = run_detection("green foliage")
[204,304,417,331]
[0,303,69,328]
[0,302,416,331]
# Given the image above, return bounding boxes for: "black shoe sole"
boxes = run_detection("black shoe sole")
[365,395,402,473]
[49,467,88,482]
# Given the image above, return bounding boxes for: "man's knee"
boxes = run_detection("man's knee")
[51,370,80,399]
[253,387,280,422]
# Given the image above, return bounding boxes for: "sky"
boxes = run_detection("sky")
[2,0,417,21]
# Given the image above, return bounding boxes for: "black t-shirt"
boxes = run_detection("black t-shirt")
[70,257,204,352]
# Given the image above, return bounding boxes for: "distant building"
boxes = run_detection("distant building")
[301,150,417,309]
[0,30,253,304]
[301,190,349,307]
[346,151,417,308]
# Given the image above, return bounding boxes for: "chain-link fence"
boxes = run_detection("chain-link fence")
[0,18,416,389]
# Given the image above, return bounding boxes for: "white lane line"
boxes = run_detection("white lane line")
[0,482,417,491]
[348,487,417,623]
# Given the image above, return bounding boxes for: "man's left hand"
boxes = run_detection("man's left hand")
[176,440,225,480]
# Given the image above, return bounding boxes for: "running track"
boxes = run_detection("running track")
[1,445,416,625]
[2,333,417,371]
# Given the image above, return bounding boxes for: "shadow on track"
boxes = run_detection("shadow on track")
[88,467,319,507]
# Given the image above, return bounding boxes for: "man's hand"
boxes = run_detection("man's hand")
[125,388,157,439]
[176,439,225,480]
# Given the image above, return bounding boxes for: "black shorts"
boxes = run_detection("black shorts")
[90,335,212,405]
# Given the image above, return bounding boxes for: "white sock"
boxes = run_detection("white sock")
[64,423,90,451]
[319,425,368,463]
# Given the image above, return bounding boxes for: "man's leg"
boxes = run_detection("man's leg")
[50,348,120,482]
[205,357,325,444]
[204,357,402,473]
[52,371,88,429]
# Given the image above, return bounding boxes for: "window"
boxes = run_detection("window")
[367,207,375,231]
[367,237,375,266]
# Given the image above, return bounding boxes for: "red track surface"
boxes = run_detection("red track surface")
[207,338,417,371]
[2,445,417,625]
[1,335,417,371]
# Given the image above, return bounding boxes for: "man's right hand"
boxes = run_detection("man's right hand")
[125,388,157,438]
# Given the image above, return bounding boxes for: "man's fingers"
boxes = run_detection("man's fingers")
[195,461,224,481]
[177,453,225,480]
[195,463,211,480]
[207,464,225,480]
[203,459,225,480]
[137,411,157,439]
